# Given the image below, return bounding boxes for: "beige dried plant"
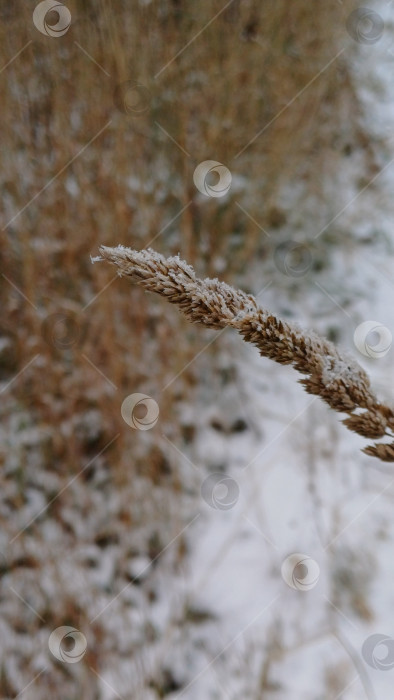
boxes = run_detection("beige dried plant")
[96,245,394,462]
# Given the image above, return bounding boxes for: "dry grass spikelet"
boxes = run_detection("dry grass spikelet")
[342,411,387,439]
[96,245,394,463]
[363,443,394,462]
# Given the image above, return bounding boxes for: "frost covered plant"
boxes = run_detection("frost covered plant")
[96,245,394,462]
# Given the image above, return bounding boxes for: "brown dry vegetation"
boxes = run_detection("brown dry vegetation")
[99,244,394,461]
[1,0,359,477]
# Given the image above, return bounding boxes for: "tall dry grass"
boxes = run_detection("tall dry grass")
[0,0,358,476]
[99,244,394,461]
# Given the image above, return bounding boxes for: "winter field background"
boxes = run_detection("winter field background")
[2,1,394,698]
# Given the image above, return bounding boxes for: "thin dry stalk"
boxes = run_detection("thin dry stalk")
[96,245,394,462]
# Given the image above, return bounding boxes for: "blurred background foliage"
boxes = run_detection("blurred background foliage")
[0,0,382,696]
[1,0,361,474]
